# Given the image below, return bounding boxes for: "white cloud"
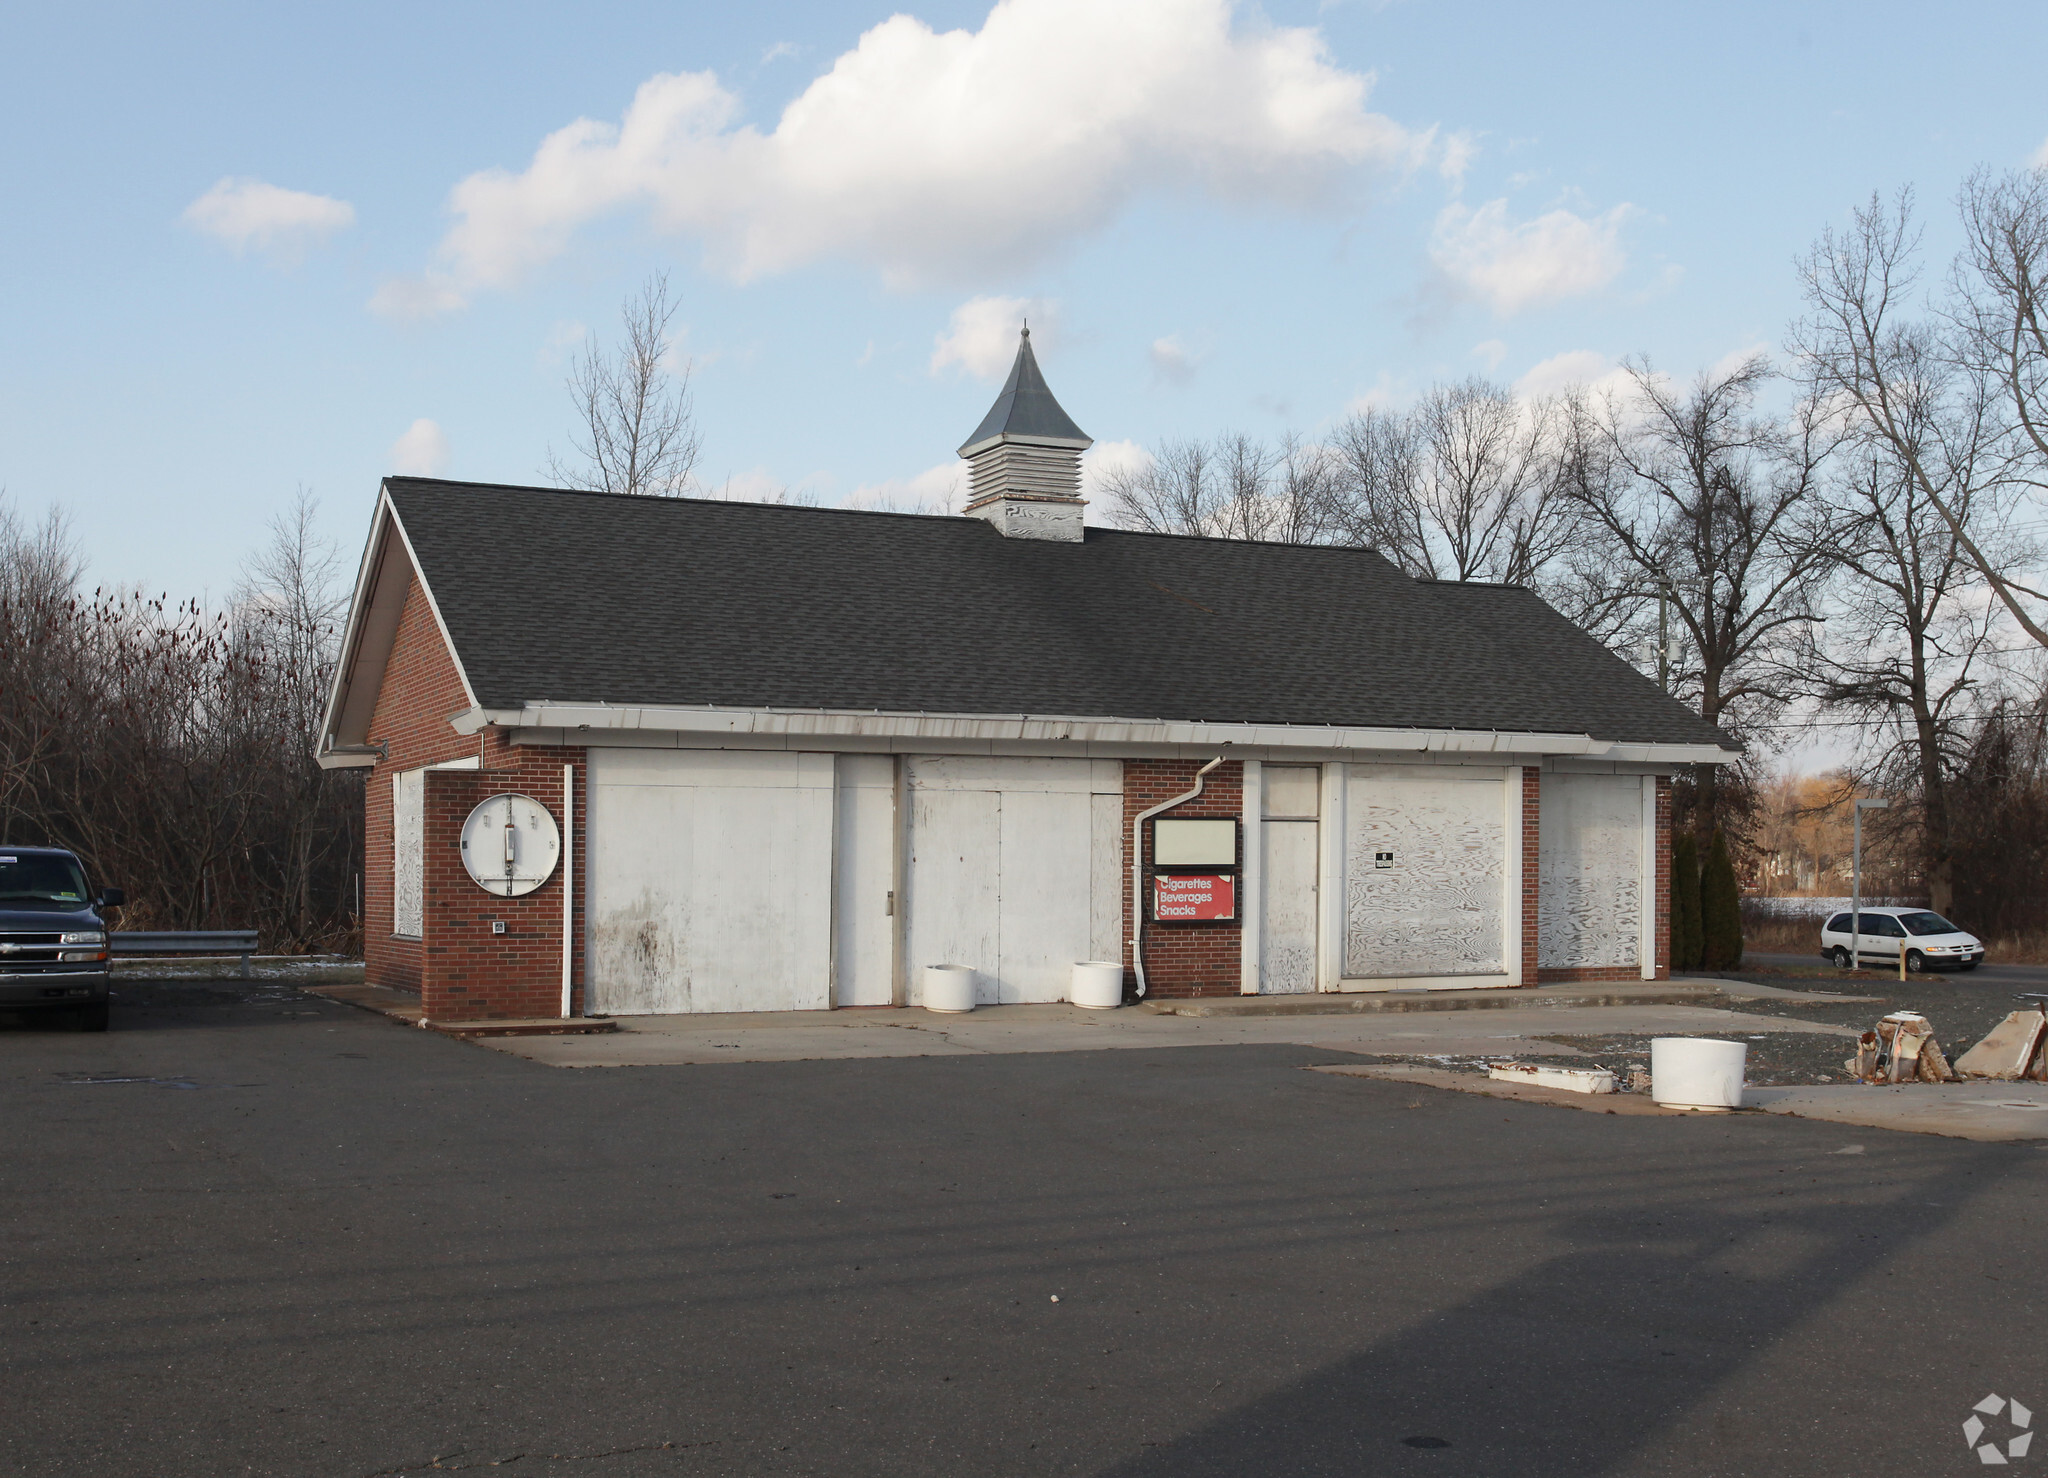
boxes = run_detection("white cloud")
[369,276,467,321]
[845,460,966,514]
[1438,130,1478,183]
[1470,338,1508,373]
[183,177,354,258]
[1081,438,1154,524]
[1430,197,1632,316]
[2032,136,2048,169]
[1149,335,1197,386]
[931,295,1057,379]
[393,0,1432,312]
[389,418,450,476]
[1344,372,1411,415]
[761,41,799,64]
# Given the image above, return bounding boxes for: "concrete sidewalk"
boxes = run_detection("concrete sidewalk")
[476,997,1851,1068]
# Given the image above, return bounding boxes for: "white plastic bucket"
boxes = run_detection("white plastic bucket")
[1070,961,1125,1010]
[922,965,976,1014]
[1651,1037,1747,1110]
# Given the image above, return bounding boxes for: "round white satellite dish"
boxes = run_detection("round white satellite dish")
[459,793,561,897]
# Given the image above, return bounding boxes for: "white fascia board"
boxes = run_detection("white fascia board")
[315,751,382,771]
[316,492,397,755]
[453,701,1740,766]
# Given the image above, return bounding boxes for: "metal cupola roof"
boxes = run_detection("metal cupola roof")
[957,327,1093,457]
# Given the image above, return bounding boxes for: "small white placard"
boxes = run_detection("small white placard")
[1153,818,1237,866]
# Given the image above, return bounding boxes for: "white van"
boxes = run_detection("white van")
[1818,907,1984,972]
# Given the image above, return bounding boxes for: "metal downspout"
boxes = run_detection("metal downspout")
[1130,751,1229,999]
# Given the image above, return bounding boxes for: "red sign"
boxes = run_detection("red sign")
[1153,873,1236,922]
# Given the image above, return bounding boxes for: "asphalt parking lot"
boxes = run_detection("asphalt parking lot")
[2,979,2044,1477]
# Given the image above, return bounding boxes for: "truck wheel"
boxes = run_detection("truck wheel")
[74,1003,109,1032]
[1830,947,1852,969]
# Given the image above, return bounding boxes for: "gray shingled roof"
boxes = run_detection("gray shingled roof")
[383,478,1731,748]
[957,329,1092,454]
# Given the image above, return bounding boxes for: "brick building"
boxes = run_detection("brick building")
[318,331,1733,1022]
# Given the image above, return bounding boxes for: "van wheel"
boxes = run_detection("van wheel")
[74,1003,109,1032]
[1905,950,1928,975]
[1830,947,1852,969]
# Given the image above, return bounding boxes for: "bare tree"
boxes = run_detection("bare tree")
[1332,379,1579,586]
[1566,355,1835,837]
[1796,187,2039,644]
[1100,433,1341,542]
[1797,444,1993,913]
[545,273,701,497]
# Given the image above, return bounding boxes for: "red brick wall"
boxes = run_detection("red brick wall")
[359,571,588,1018]
[417,730,587,1023]
[363,574,476,992]
[1125,759,1244,1000]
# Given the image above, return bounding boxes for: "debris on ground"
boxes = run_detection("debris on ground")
[1953,1009,2048,1081]
[1486,1062,1616,1094]
[1845,1012,1956,1084]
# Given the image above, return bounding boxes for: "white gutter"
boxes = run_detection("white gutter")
[449,701,1737,766]
[1129,752,1229,1000]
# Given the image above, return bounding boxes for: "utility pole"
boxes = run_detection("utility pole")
[1656,578,1673,692]
[1851,797,1890,968]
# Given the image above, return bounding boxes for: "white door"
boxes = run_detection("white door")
[1537,774,1648,972]
[903,757,1123,1005]
[834,755,897,1006]
[1259,765,1321,993]
[587,749,834,1015]
[1344,768,1507,980]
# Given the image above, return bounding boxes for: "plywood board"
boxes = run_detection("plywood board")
[392,769,425,940]
[1343,770,1505,978]
[1537,773,1645,970]
[1090,792,1125,968]
[997,789,1095,1002]
[587,750,833,1015]
[1261,819,1318,993]
[905,788,1001,1005]
[833,755,896,1007]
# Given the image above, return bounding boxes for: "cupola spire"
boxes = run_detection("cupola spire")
[958,327,1091,541]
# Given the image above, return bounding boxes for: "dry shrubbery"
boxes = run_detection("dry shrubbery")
[0,493,361,952]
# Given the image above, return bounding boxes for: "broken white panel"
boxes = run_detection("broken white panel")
[1089,792,1125,968]
[586,749,834,1015]
[1343,767,1506,978]
[1537,773,1645,971]
[833,754,896,1007]
[1487,1063,1618,1094]
[392,767,425,939]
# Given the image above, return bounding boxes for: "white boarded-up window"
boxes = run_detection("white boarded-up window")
[1538,774,1645,970]
[392,768,425,939]
[1344,769,1505,978]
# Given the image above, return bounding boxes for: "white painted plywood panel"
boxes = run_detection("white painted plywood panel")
[1261,820,1318,993]
[1264,765,1321,819]
[1344,770,1505,977]
[1090,792,1125,967]
[600,747,833,788]
[1537,773,1644,970]
[834,755,897,1006]
[997,790,1094,1003]
[392,769,424,939]
[905,788,1000,1005]
[587,750,832,1015]
[908,756,1107,793]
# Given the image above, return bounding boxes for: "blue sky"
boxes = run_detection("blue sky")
[3,0,2045,598]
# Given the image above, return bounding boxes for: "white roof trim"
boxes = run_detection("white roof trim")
[449,701,1737,766]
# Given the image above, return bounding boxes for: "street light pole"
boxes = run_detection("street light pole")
[1851,797,1890,967]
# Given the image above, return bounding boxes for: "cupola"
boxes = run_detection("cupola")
[957,327,1092,541]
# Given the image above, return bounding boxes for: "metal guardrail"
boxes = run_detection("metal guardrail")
[111,931,262,978]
